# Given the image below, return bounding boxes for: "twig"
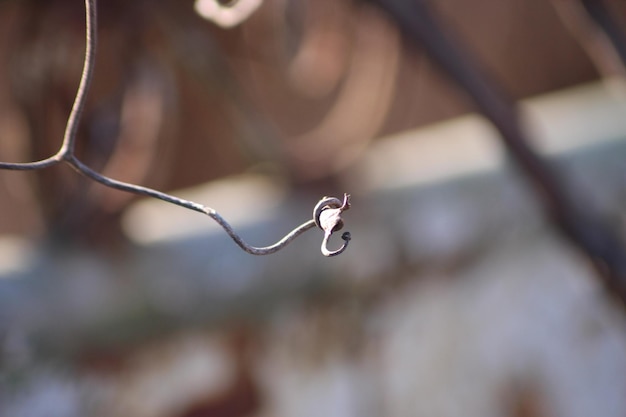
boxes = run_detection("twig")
[0,156,60,170]
[0,0,351,257]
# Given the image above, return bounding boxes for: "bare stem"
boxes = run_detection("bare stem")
[67,155,319,255]
[0,0,349,257]
[59,0,97,157]
[0,0,96,169]
[0,156,61,170]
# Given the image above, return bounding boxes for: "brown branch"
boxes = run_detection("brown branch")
[551,0,626,80]
[368,0,626,305]
[0,0,351,257]
[580,0,626,68]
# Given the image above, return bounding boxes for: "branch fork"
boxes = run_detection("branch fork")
[0,0,352,258]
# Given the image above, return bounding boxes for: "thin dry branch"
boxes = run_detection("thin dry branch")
[0,0,351,257]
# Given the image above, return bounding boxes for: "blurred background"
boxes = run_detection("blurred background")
[1,0,626,416]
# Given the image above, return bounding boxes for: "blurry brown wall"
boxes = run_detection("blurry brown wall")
[0,0,623,239]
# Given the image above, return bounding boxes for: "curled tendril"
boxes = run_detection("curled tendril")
[0,0,353,258]
[313,193,352,257]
